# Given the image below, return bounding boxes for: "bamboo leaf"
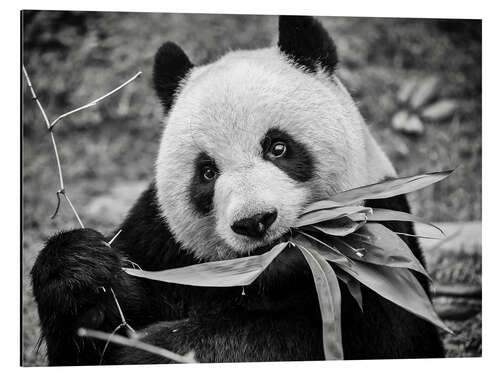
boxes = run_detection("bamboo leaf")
[124,242,289,287]
[311,218,365,237]
[336,260,452,333]
[328,170,453,205]
[346,212,370,222]
[339,223,430,278]
[335,268,363,312]
[392,232,443,240]
[297,206,371,226]
[297,245,343,360]
[362,208,444,235]
[301,170,453,213]
[124,168,455,357]
[292,232,354,270]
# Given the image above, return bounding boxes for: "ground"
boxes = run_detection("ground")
[22,12,481,365]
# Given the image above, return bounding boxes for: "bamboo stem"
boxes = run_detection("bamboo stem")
[78,328,197,364]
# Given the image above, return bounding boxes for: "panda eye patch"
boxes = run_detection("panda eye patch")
[260,128,315,183]
[190,152,219,215]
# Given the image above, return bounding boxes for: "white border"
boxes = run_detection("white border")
[6,0,488,18]
[4,1,498,374]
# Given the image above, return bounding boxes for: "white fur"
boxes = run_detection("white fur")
[155,47,396,260]
[214,160,309,255]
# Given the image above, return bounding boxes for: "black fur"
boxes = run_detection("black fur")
[278,16,338,74]
[31,182,443,365]
[153,41,193,113]
[261,128,315,182]
[189,152,219,215]
[31,229,149,365]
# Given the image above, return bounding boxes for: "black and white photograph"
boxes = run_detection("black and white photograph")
[20,7,483,368]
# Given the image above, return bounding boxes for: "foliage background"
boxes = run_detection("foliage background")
[22,11,481,365]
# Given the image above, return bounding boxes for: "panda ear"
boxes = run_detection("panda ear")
[153,42,193,112]
[278,16,338,74]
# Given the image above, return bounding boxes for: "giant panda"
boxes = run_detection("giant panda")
[31,16,444,365]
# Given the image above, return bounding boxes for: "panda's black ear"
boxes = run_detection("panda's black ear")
[278,16,338,74]
[153,42,193,112]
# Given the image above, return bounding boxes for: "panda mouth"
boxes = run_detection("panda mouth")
[246,232,291,256]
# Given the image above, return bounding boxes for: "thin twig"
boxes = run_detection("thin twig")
[22,66,51,129]
[99,322,126,365]
[49,132,65,189]
[23,66,83,226]
[49,71,142,130]
[98,283,142,365]
[109,287,135,333]
[78,328,197,364]
[22,66,141,226]
[108,229,123,246]
[93,284,138,363]
[61,191,85,228]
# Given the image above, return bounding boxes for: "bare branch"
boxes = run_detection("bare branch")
[49,71,142,130]
[109,287,134,334]
[23,66,84,225]
[78,328,197,364]
[61,191,84,228]
[22,66,51,130]
[23,66,141,227]
[49,132,65,190]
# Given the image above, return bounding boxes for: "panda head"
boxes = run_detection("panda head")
[154,16,395,261]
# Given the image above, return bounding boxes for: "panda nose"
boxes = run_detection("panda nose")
[231,210,278,238]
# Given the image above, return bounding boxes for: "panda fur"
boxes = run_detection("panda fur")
[31,16,444,365]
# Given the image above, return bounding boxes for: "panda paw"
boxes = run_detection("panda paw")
[31,228,124,328]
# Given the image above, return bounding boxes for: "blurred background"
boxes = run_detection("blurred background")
[22,11,482,365]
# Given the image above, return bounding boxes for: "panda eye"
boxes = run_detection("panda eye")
[268,141,287,158]
[201,166,217,182]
